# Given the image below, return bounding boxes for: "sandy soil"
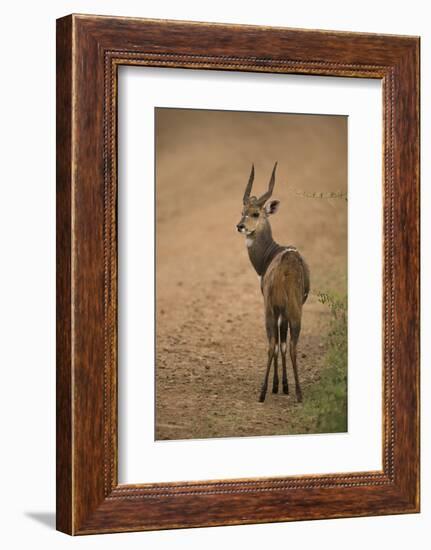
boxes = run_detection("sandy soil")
[155,108,347,440]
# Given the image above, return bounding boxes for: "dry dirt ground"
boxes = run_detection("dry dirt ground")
[155,108,347,440]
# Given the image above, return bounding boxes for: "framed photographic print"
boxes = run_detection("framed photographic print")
[56,14,420,535]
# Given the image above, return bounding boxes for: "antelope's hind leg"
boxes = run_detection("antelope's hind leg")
[259,316,278,403]
[272,347,279,394]
[280,318,289,395]
[289,322,303,403]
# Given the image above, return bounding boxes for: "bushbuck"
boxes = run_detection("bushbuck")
[236,163,310,403]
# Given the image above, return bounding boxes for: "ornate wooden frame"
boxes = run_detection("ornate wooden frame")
[56,14,420,535]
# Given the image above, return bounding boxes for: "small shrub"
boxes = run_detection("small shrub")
[312,290,348,432]
[291,290,348,434]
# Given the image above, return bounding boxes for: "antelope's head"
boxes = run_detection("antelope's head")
[236,162,280,237]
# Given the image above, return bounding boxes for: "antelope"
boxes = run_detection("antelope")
[236,163,310,403]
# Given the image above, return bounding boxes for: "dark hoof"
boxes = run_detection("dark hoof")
[272,385,279,394]
[283,385,289,395]
[259,390,267,403]
[296,393,303,403]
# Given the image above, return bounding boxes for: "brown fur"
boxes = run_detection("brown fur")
[262,250,307,319]
[260,250,309,402]
[237,163,310,403]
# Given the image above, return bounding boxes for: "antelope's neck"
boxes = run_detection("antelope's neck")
[246,225,285,277]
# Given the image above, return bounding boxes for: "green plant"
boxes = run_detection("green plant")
[312,290,348,432]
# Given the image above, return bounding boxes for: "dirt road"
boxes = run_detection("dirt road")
[155,108,347,440]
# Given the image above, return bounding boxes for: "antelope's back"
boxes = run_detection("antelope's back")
[262,249,310,318]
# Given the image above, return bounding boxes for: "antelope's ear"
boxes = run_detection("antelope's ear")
[265,200,280,215]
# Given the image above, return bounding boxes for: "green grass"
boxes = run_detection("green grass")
[297,290,348,434]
